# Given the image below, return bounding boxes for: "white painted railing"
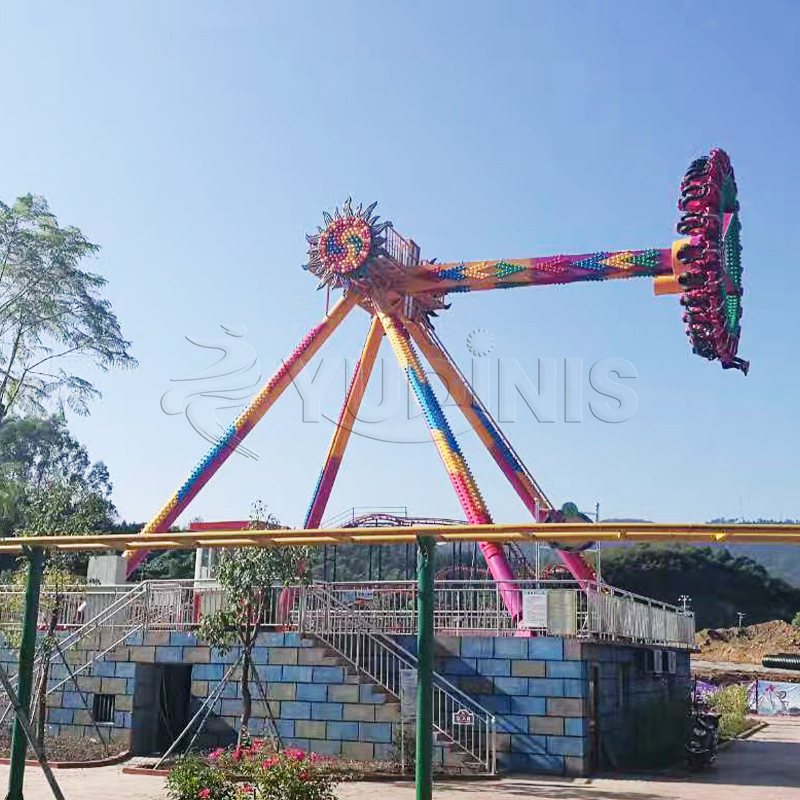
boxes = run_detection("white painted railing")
[296,580,695,648]
[0,579,694,648]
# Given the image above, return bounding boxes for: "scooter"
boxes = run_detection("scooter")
[685,708,720,769]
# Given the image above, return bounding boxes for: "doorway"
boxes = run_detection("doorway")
[131,663,192,754]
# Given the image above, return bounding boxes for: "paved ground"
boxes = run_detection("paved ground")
[5,718,799,800]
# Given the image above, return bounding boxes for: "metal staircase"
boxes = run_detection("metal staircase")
[300,584,496,773]
[2,582,164,706]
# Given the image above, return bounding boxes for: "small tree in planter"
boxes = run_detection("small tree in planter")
[197,502,309,742]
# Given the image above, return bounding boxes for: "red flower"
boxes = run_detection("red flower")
[261,756,278,769]
[299,769,308,781]
[198,789,211,799]
[208,748,224,762]
[285,747,306,762]
[231,748,243,763]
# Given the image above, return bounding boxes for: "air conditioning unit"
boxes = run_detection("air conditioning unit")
[651,648,663,674]
[667,650,677,674]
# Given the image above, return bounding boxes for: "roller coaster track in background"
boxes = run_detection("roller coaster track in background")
[323,509,539,579]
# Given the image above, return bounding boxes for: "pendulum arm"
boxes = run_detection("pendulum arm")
[407,321,597,588]
[125,292,359,576]
[403,248,676,297]
[304,315,383,528]
[374,303,521,620]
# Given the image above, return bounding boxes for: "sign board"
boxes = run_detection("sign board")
[399,668,417,719]
[521,589,548,629]
[342,589,374,604]
[452,708,475,726]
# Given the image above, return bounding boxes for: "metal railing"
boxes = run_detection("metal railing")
[301,584,496,773]
[1,583,153,720]
[383,226,420,267]
[295,580,695,648]
[0,579,694,648]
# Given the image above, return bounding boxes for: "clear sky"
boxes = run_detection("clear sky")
[1,1,798,528]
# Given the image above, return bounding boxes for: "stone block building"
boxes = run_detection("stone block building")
[0,627,691,776]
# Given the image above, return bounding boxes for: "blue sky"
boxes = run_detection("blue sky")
[1,2,798,527]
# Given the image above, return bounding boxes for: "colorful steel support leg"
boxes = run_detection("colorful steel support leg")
[278,315,383,617]
[7,547,43,800]
[416,536,435,800]
[304,315,383,528]
[125,293,359,576]
[408,322,597,587]
[375,305,521,619]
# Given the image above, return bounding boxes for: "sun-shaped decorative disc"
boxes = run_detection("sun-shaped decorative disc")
[305,198,390,289]
[319,217,372,275]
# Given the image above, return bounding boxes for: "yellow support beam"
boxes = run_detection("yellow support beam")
[4,522,800,554]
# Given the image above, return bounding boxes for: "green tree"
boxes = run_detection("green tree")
[0,415,116,750]
[0,194,136,420]
[197,502,309,741]
[0,415,115,545]
[793,611,800,627]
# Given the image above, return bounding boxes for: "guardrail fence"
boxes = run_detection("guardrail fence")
[0,579,695,649]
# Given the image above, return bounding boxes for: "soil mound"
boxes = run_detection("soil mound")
[696,620,800,663]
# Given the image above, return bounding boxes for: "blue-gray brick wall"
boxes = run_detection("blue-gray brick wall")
[581,642,691,769]
[397,634,588,775]
[0,630,690,776]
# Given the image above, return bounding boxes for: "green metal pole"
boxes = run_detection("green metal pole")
[7,547,44,800]
[415,536,434,800]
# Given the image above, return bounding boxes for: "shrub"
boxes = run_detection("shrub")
[792,611,800,627]
[207,738,276,774]
[389,726,415,774]
[250,748,338,800]
[168,746,339,800]
[166,755,238,800]
[707,684,751,739]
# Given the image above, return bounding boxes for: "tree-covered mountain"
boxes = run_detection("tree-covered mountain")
[600,544,800,630]
[706,519,800,587]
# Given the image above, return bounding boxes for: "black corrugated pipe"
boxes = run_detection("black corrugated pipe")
[762,655,800,670]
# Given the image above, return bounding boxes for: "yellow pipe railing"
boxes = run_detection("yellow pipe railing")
[3,522,800,554]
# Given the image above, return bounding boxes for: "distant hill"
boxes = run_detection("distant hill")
[706,518,800,586]
[601,543,800,630]
[601,518,800,588]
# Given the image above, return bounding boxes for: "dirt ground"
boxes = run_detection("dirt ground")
[696,620,800,664]
[4,718,800,800]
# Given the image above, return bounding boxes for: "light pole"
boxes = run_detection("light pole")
[737,612,746,630]
[7,547,44,800]
[679,595,691,613]
[416,536,435,800]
